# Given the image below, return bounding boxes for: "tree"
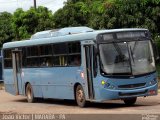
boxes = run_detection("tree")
[54,0,160,55]
[53,1,89,28]
[12,8,30,40]
[35,6,54,32]
[12,6,54,40]
[0,12,14,47]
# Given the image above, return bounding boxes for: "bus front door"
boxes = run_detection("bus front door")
[84,45,94,99]
[12,50,22,95]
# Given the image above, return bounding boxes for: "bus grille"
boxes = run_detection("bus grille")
[118,83,146,89]
[119,90,148,96]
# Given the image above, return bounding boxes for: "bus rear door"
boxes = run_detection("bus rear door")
[12,50,23,95]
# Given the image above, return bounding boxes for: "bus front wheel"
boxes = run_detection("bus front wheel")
[75,85,87,107]
[123,97,137,106]
[26,83,35,103]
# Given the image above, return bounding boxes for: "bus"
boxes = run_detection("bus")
[3,27,158,107]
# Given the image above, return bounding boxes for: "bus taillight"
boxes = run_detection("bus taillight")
[81,72,84,79]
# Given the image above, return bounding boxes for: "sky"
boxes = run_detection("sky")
[0,0,67,14]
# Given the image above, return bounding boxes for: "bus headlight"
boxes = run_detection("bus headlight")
[101,80,106,85]
[149,78,157,85]
[101,80,116,89]
[101,80,110,87]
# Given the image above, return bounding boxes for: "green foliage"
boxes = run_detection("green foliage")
[0,12,14,47]
[0,6,55,47]
[56,0,160,33]
[36,6,54,31]
[54,1,88,28]
[0,0,160,50]
[54,0,160,56]
[12,6,54,40]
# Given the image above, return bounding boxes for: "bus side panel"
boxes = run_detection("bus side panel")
[4,69,16,95]
[40,67,82,100]
[54,67,82,99]
[22,68,43,97]
[39,68,57,98]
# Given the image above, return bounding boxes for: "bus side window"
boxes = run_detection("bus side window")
[4,49,12,68]
[53,43,68,66]
[26,46,39,67]
[68,42,81,66]
[53,56,68,66]
[40,57,52,67]
[69,55,81,66]
[39,45,53,67]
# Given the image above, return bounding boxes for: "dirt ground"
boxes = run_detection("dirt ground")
[0,90,160,114]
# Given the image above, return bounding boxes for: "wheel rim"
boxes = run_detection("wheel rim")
[27,87,32,100]
[77,88,84,103]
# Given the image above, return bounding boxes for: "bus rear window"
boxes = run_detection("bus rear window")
[4,49,12,68]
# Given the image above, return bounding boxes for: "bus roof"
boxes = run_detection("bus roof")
[3,27,148,49]
[30,26,94,39]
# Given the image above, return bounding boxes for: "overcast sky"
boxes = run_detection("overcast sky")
[0,0,67,14]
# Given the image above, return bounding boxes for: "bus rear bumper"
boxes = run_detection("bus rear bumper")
[97,83,158,101]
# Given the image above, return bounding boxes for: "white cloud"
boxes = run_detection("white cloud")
[0,0,67,13]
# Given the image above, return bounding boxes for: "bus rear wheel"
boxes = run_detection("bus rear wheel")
[123,97,137,106]
[75,85,87,107]
[26,83,35,103]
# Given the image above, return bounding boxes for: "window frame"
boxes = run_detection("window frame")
[3,49,13,69]
[3,41,82,68]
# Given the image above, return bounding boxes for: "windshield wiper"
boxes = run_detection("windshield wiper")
[113,42,123,56]
[130,46,135,64]
[113,42,126,63]
[132,41,138,53]
[113,42,129,63]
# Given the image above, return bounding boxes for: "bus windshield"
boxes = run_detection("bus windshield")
[99,40,156,76]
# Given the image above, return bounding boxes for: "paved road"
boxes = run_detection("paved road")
[0,90,160,114]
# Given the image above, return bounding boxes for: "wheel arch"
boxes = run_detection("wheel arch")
[74,82,82,99]
[24,82,30,95]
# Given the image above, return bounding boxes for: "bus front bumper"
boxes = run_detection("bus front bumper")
[97,83,158,101]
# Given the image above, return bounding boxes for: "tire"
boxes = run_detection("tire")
[26,83,35,103]
[123,97,137,106]
[75,85,87,107]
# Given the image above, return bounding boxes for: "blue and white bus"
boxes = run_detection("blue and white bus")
[3,27,158,107]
